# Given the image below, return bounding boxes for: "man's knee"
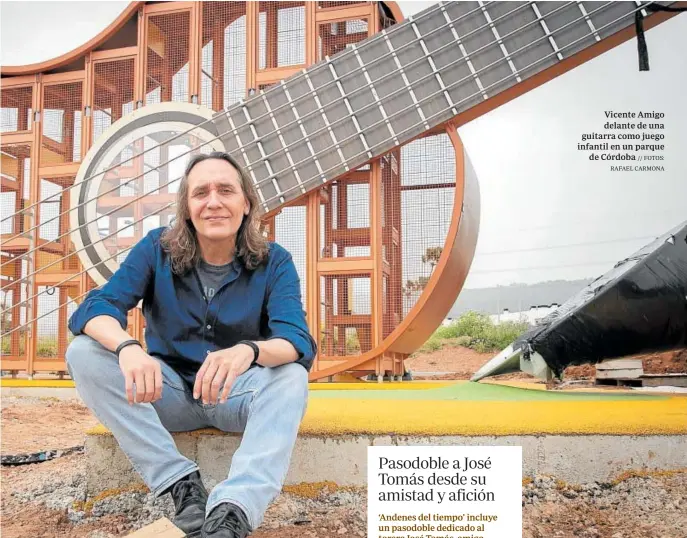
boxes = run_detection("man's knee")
[65,334,107,374]
[262,363,308,401]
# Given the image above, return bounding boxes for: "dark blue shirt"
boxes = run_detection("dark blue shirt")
[68,227,317,385]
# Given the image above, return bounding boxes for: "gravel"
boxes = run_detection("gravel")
[3,453,686,538]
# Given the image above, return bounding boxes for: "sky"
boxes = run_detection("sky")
[2,1,686,290]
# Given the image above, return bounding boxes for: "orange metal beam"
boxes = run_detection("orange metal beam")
[318,257,373,274]
[91,47,139,62]
[316,5,373,23]
[1,358,68,372]
[1,75,38,88]
[256,66,303,85]
[1,132,33,145]
[38,163,81,178]
[41,71,86,84]
[144,2,195,15]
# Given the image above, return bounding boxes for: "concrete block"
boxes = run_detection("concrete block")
[85,432,198,496]
[195,433,242,489]
[86,430,687,497]
[286,435,371,486]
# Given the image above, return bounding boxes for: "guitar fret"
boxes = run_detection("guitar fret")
[439,4,489,100]
[406,23,458,118]
[479,2,522,83]
[260,91,309,195]
[384,21,430,129]
[326,58,372,162]
[280,82,323,191]
[530,2,563,61]
[225,108,269,211]
[303,70,348,177]
[634,1,648,18]
[242,105,285,206]
[351,46,399,146]
[575,1,601,42]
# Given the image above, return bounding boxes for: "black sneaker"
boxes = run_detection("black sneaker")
[201,502,251,538]
[169,471,208,537]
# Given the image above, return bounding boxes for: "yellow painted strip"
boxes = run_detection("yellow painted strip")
[86,397,687,437]
[300,398,687,436]
[1,379,75,388]
[309,381,453,391]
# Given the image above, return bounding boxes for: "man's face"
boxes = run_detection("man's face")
[186,158,249,243]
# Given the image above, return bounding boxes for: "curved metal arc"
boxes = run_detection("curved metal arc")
[308,127,478,381]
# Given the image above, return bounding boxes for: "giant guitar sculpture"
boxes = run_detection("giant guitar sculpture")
[63,1,686,381]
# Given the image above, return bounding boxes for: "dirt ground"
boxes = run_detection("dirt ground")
[2,348,686,537]
[406,345,687,382]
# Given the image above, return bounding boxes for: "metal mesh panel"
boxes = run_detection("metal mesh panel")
[35,175,82,337]
[41,82,83,165]
[1,86,33,133]
[380,149,401,338]
[202,2,248,109]
[399,133,455,317]
[36,287,77,358]
[318,19,368,60]
[93,58,136,144]
[319,178,370,259]
[0,263,30,360]
[259,2,306,69]
[320,273,371,357]
[274,205,307,307]
[0,144,31,235]
[146,11,190,104]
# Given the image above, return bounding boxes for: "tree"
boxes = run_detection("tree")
[421,246,443,273]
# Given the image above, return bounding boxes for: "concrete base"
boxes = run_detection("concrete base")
[85,429,687,497]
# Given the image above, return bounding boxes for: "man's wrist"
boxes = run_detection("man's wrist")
[238,340,260,365]
[115,339,142,359]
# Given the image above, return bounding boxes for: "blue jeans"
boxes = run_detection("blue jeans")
[65,334,308,530]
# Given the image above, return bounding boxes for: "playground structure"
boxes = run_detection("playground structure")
[1,1,684,382]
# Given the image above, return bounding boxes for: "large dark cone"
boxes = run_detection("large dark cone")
[472,220,687,381]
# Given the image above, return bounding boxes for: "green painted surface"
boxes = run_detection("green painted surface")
[308,381,666,401]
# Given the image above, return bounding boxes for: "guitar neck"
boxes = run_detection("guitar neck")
[212,1,656,213]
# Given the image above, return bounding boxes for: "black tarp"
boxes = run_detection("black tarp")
[514,220,687,377]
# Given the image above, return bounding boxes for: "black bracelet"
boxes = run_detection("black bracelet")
[115,339,142,358]
[238,340,260,365]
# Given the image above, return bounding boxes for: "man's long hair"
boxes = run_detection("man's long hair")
[160,151,269,274]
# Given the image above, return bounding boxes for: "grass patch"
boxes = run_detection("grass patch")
[417,311,530,354]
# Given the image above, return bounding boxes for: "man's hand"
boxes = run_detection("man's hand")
[194,344,254,405]
[118,345,163,405]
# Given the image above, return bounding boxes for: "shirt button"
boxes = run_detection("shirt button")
[206,325,212,330]
[206,350,210,355]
